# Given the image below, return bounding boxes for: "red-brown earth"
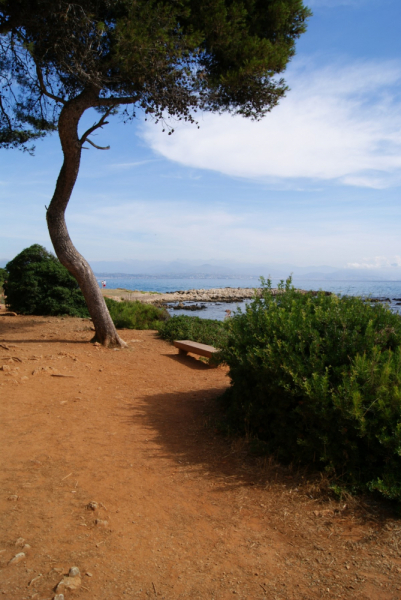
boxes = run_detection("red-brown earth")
[0,309,400,600]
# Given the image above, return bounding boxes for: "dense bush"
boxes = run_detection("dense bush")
[157,314,229,348]
[105,297,169,329]
[220,277,401,501]
[5,245,89,317]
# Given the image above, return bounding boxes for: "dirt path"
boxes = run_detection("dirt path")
[0,313,400,600]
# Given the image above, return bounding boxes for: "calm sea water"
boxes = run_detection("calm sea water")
[96,276,401,321]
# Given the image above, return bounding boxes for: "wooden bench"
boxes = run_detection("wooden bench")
[173,340,218,359]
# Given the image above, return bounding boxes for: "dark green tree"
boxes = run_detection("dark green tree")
[0,0,311,346]
[5,244,89,316]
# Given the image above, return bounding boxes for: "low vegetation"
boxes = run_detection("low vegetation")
[157,314,229,348]
[218,277,401,501]
[105,297,169,330]
[0,267,7,304]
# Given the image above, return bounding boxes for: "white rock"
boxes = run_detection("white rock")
[94,519,108,527]
[8,552,25,565]
[69,566,80,577]
[56,575,81,592]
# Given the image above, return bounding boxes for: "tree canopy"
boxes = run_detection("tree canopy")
[0,0,311,147]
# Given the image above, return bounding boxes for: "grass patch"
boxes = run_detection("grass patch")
[157,314,229,348]
[105,297,169,329]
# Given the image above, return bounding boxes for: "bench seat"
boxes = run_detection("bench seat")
[173,340,218,358]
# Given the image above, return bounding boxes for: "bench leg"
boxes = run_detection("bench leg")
[178,348,188,356]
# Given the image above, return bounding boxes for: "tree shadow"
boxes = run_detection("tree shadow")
[0,338,90,345]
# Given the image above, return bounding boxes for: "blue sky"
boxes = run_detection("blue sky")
[1,0,401,270]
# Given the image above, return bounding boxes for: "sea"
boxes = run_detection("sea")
[96,276,401,321]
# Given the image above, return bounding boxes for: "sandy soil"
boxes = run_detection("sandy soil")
[1,310,401,600]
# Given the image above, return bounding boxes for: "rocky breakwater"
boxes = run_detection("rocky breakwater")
[103,286,321,307]
[162,287,265,304]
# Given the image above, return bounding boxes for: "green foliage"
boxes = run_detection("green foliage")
[5,244,89,317]
[220,277,401,501]
[158,314,229,348]
[0,266,7,287]
[0,0,311,149]
[0,266,7,304]
[105,297,169,330]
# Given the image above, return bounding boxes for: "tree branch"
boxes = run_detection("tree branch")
[95,96,139,107]
[80,107,113,145]
[35,63,65,104]
[85,138,110,150]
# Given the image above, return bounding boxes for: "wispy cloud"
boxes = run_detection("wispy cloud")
[108,159,158,170]
[143,59,401,189]
[66,198,401,265]
[347,256,401,269]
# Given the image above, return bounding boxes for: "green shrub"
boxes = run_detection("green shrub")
[0,267,7,288]
[104,297,169,329]
[157,314,229,348]
[5,244,89,317]
[0,267,7,304]
[220,277,401,501]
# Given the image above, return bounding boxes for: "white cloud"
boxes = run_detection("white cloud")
[142,59,401,189]
[108,159,157,170]
[347,256,401,269]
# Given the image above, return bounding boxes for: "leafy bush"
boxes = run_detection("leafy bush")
[105,297,169,329]
[220,277,401,501]
[0,267,7,304]
[5,244,89,317]
[0,267,7,287]
[157,314,229,348]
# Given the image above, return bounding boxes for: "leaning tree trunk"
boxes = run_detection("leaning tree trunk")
[46,90,126,348]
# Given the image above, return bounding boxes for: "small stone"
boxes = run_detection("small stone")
[15,537,25,546]
[56,575,81,592]
[22,544,32,554]
[1,365,11,372]
[69,566,80,577]
[54,595,65,600]
[94,519,108,527]
[86,572,93,577]
[8,495,18,501]
[86,501,98,511]
[8,552,25,565]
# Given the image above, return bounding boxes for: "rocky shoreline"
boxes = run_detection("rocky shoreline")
[103,286,269,306]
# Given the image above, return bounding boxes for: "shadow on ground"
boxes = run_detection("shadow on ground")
[127,386,398,521]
